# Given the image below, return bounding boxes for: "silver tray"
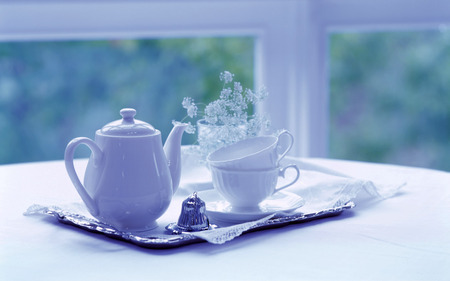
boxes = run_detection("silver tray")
[38,201,354,249]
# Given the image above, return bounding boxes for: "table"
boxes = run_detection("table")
[1,156,449,281]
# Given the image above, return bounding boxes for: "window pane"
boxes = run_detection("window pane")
[0,37,254,164]
[329,30,450,171]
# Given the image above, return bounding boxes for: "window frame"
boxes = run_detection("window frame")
[1,0,450,158]
[312,0,450,157]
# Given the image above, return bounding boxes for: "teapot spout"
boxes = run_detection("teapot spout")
[163,122,187,194]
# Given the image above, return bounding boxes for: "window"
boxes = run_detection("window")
[313,0,450,171]
[1,0,450,169]
[329,30,450,170]
[0,0,303,163]
[0,37,254,163]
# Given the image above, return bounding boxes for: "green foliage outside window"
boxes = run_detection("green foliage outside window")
[330,30,450,171]
[0,37,254,164]
[2,31,450,171]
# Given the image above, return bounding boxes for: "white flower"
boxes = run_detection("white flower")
[205,100,228,124]
[245,86,268,104]
[182,97,193,108]
[182,97,198,118]
[187,104,197,118]
[175,71,270,152]
[256,85,269,100]
[233,82,243,94]
[220,88,232,100]
[230,91,246,112]
[220,71,234,84]
[244,89,256,103]
[184,122,196,134]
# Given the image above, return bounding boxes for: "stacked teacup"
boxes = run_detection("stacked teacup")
[207,130,300,211]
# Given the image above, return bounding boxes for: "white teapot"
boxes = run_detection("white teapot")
[64,108,187,231]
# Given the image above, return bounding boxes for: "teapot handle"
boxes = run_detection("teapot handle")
[64,137,102,216]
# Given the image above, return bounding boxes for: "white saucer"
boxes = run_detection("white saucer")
[198,190,305,224]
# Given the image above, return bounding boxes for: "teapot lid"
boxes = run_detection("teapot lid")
[100,108,156,136]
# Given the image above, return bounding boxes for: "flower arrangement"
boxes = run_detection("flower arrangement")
[173,71,270,156]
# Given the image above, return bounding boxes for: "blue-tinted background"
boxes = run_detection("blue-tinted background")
[0,37,254,163]
[330,30,450,171]
[2,31,450,171]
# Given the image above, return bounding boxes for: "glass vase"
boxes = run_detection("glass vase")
[196,119,247,159]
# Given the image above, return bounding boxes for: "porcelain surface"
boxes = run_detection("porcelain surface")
[210,164,300,209]
[199,190,305,224]
[207,130,294,170]
[64,108,186,231]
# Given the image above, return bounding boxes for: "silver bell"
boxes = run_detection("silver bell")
[166,192,215,234]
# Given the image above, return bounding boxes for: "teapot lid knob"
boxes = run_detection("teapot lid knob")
[99,108,156,136]
[120,108,136,123]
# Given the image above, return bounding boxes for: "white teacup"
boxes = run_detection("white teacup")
[210,164,300,210]
[207,130,294,170]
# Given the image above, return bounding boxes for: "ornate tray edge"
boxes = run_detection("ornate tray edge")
[42,202,355,249]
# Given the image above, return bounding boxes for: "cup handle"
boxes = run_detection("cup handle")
[276,130,294,166]
[64,137,102,216]
[273,164,300,194]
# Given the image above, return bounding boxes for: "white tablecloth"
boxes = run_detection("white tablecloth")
[1,155,449,281]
